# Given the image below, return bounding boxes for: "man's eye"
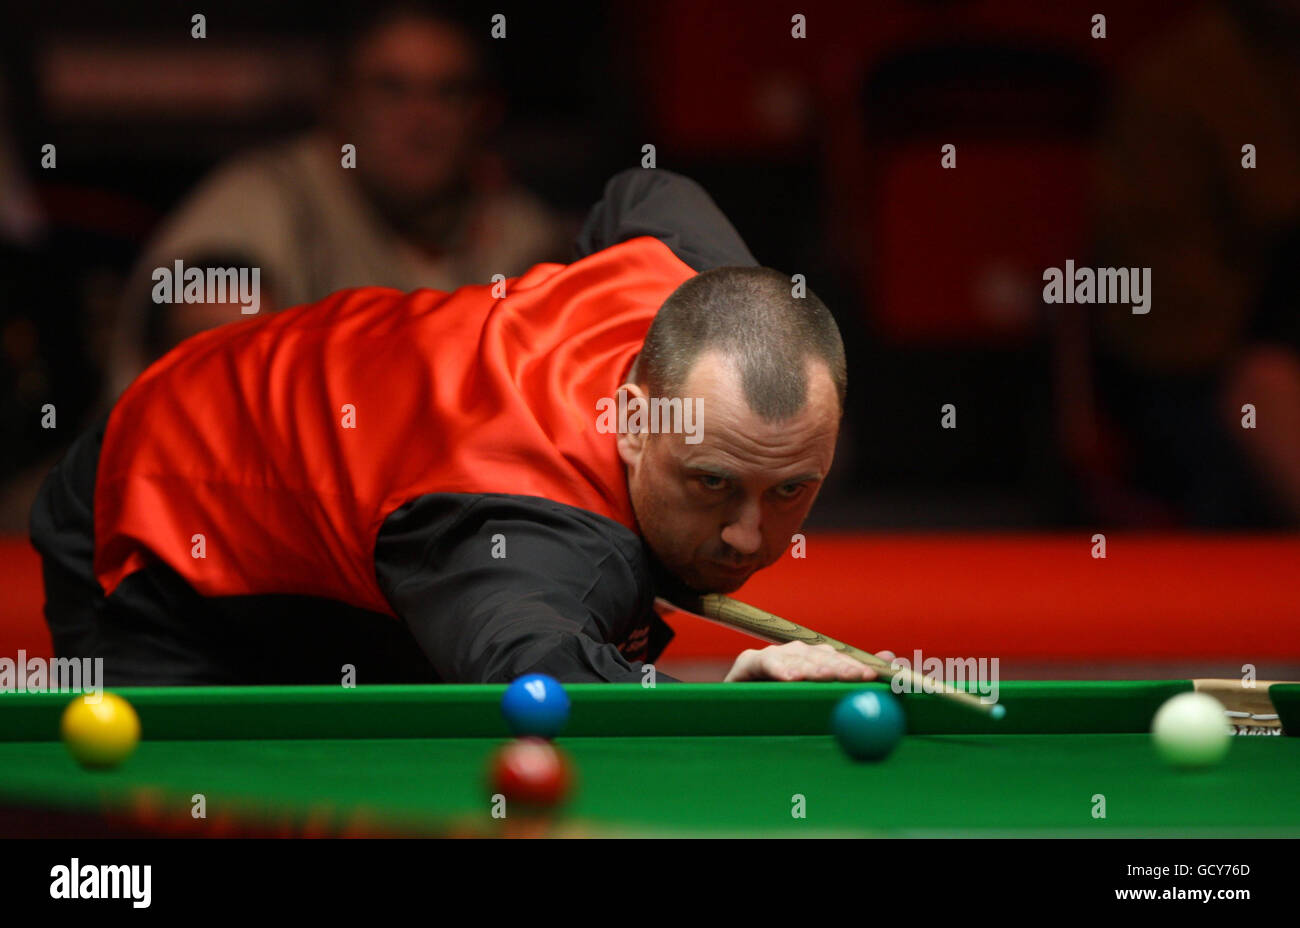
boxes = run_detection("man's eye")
[775,483,805,499]
[697,475,727,491]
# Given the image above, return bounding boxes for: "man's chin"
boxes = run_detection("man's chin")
[693,571,752,595]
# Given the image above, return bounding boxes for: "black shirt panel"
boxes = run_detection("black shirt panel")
[29,411,106,587]
[574,168,758,271]
[375,493,679,684]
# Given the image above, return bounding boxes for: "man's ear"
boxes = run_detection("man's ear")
[615,381,650,465]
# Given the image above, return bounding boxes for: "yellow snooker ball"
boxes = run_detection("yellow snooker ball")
[61,692,141,769]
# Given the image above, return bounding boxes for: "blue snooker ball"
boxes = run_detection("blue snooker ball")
[832,690,905,761]
[502,674,570,739]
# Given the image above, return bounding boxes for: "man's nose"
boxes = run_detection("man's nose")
[720,500,763,556]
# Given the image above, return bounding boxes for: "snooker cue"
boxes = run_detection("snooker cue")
[674,593,1003,718]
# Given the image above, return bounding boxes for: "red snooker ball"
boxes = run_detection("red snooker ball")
[490,737,572,809]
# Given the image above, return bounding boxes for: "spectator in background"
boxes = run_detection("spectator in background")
[107,1,570,396]
[1091,0,1300,527]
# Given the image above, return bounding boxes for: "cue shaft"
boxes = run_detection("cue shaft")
[689,594,998,717]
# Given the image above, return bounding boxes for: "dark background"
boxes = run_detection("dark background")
[4,0,1292,532]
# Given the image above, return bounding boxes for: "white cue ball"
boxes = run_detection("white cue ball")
[1151,692,1231,767]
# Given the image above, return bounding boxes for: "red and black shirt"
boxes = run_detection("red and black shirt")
[32,169,757,684]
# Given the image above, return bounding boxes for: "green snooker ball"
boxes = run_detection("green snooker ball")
[1151,692,1230,768]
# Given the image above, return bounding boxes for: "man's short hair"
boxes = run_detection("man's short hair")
[635,267,847,421]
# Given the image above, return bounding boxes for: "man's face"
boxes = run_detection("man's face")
[619,351,840,593]
[334,18,488,213]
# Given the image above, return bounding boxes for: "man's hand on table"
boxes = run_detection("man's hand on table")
[723,641,896,682]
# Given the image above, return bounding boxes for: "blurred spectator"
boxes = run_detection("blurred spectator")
[107,1,571,395]
[1091,0,1300,527]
